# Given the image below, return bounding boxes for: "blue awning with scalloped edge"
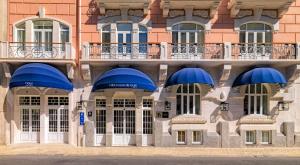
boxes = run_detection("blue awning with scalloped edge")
[233,67,287,87]
[9,63,73,91]
[92,68,157,92]
[165,68,214,87]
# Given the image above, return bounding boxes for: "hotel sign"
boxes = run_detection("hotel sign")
[108,83,138,88]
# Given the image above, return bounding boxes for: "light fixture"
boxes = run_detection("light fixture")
[220,102,229,111]
[76,101,83,110]
[278,101,289,111]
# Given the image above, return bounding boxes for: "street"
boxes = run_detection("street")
[0,156,299,165]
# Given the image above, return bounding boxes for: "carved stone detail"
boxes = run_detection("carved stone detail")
[168,10,185,18]
[128,9,144,17]
[193,10,209,18]
[171,115,207,124]
[105,9,121,17]
[262,10,278,19]
[239,115,275,124]
[236,10,253,18]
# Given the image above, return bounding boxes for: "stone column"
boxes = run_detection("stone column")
[154,120,163,147]
[135,92,143,146]
[40,93,47,144]
[283,122,295,147]
[105,92,113,147]
[68,91,75,145]
[6,88,14,144]
[132,23,139,59]
[219,121,229,148]
[110,24,117,59]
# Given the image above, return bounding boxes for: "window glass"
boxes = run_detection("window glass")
[244,84,268,115]
[177,131,186,144]
[192,131,203,144]
[33,20,53,29]
[176,84,201,115]
[246,131,256,144]
[261,131,272,144]
[117,23,132,31]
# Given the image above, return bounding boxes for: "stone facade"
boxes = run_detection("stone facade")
[0,0,300,147]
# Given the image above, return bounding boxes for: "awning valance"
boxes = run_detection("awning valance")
[165,68,214,87]
[233,67,287,87]
[9,63,73,91]
[92,68,157,92]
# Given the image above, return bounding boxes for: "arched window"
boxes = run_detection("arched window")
[244,84,268,115]
[171,23,205,57]
[176,84,201,115]
[240,23,272,44]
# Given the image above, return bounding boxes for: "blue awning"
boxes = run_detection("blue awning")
[9,63,73,91]
[165,68,214,87]
[233,67,287,87]
[92,68,157,92]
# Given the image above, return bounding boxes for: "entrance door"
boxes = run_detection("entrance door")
[113,99,136,146]
[19,96,40,143]
[47,96,69,143]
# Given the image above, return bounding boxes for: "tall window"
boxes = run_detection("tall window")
[117,23,133,54]
[239,23,272,58]
[33,20,53,51]
[244,84,268,115]
[16,23,26,50]
[139,25,148,53]
[60,24,70,51]
[101,25,111,54]
[176,84,201,115]
[172,23,204,55]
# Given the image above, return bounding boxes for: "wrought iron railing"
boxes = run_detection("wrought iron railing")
[168,43,224,59]
[86,43,161,59]
[0,42,72,59]
[231,43,296,60]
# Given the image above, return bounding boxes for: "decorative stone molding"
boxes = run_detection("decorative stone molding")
[262,10,278,19]
[160,0,221,18]
[228,0,295,18]
[81,64,91,81]
[236,10,252,18]
[128,9,144,17]
[233,16,279,31]
[193,10,209,19]
[97,16,152,31]
[166,16,212,31]
[169,10,185,18]
[171,115,207,124]
[106,10,121,17]
[159,64,168,83]
[96,0,150,16]
[239,115,275,124]
[287,65,300,83]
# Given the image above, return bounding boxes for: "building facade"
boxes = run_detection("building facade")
[1,0,300,147]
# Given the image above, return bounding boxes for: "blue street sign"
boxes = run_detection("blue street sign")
[80,112,84,126]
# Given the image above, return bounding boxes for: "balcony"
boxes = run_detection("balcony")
[228,0,295,18]
[96,0,150,15]
[231,43,297,60]
[82,43,162,60]
[0,42,74,63]
[81,42,300,62]
[168,43,224,60]
[160,0,221,18]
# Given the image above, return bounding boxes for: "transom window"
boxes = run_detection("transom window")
[176,84,201,115]
[244,84,268,115]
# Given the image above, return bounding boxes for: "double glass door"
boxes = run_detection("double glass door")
[117,24,132,58]
[34,29,53,57]
[20,108,40,143]
[113,99,136,146]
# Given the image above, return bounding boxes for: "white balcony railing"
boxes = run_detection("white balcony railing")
[0,42,73,60]
[82,43,162,60]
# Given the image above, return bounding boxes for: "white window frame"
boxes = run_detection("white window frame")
[261,130,272,145]
[192,131,203,144]
[244,84,269,115]
[47,96,69,133]
[113,99,136,135]
[142,98,153,135]
[176,84,201,115]
[245,131,256,145]
[95,98,106,135]
[18,95,41,133]
[177,130,186,145]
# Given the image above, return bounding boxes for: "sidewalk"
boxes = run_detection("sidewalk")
[1,145,300,157]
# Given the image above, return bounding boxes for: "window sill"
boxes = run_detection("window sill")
[171,115,207,124]
[239,115,275,124]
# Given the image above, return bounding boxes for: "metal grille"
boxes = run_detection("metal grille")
[48,97,59,105]
[31,97,40,105]
[143,110,152,134]
[125,99,135,107]
[19,97,30,105]
[59,97,69,105]
[96,99,106,107]
[114,99,125,108]
[96,110,106,134]
[48,97,68,105]
[60,109,69,132]
[49,109,58,132]
[31,109,40,132]
[21,109,30,132]
[114,110,124,134]
[125,111,135,134]
[143,99,153,108]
